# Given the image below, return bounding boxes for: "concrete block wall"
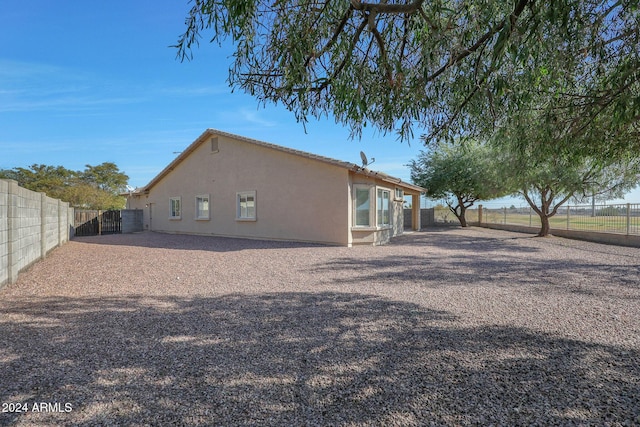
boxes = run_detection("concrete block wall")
[11,183,41,275]
[45,196,60,253]
[404,208,435,229]
[0,180,8,286]
[0,179,73,288]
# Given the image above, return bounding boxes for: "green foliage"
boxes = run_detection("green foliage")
[410,140,511,226]
[173,0,639,235]
[175,0,640,147]
[0,163,129,210]
[492,106,640,236]
[81,162,129,194]
[0,165,74,198]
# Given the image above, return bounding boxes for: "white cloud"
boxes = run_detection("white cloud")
[0,58,147,114]
[238,108,277,127]
[157,85,229,97]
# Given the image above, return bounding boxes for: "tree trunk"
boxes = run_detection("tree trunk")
[458,205,468,227]
[538,215,551,237]
[452,195,469,227]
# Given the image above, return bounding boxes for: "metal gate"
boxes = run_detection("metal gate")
[74,210,122,236]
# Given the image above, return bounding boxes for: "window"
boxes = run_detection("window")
[210,137,219,153]
[195,195,210,220]
[354,186,372,227]
[169,197,181,219]
[377,189,391,226]
[395,187,404,200]
[237,191,256,220]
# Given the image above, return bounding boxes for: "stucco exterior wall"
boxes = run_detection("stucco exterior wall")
[128,135,350,245]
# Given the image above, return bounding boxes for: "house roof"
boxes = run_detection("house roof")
[133,129,425,194]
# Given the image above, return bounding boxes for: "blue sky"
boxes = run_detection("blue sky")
[1,1,637,206]
[0,1,422,188]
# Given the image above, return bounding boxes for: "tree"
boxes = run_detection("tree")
[63,182,126,210]
[409,140,510,227]
[80,162,129,194]
[175,1,639,146]
[0,163,129,210]
[0,164,75,200]
[494,110,640,237]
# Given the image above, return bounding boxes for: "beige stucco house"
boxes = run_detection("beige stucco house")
[125,129,425,246]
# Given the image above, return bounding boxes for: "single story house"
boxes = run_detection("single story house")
[125,129,425,246]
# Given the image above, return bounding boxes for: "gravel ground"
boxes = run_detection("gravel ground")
[1,227,639,426]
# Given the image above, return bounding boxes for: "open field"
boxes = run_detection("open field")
[1,228,639,426]
[463,205,640,235]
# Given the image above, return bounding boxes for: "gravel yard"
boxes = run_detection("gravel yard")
[1,227,639,426]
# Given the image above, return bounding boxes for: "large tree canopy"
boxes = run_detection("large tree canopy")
[493,107,640,236]
[410,140,510,226]
[176,0,640,145]
[0,163,129,210]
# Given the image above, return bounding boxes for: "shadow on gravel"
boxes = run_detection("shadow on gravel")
[314,253,640,296]
[392,229,540,252]
[1,293,638,426]
[72,232,327,252]
[315,231,640,298]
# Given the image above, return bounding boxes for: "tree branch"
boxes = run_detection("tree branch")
[305,4,354,67]
[320,18,369,91]
[350,0,425,15]
[549,192,574,218]
[423,78,483,142]
[423,0,530,84]
[522,189,542,217]
[369,19,394,85]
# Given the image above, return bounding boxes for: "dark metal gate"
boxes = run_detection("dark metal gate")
[74,210,122,236]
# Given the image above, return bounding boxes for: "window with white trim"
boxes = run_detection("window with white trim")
[195,195,210,220]
[169,197,181,219]
[377,189,391,226]
[354,185,372,227]
[237,191,256,220]
[395,187,404,200]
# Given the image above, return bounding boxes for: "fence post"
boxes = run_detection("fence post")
[69,207,74,239]
[7,180,17,284]
[478,205,483,224]
[503,207,507,224]
[567,205,570,230]
[627,203,631,236]
[529,207,532,227]
[40,192,47,260]
[58,199,65,246]
[98,210,102,235]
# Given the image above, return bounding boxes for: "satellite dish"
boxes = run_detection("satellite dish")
[360,151,375,167]
[125,185,136,193]
[360,151,368,167]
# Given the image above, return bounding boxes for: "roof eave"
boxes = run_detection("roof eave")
[351,167,425,193]
[136,128,426,194]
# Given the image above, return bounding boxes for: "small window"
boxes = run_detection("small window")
[395,188,404,200]
[354,186,372,227]
[237,191,256,220]
[210,137,219,153]
[377,189,391,227]
[195,195,210,220]
[169,197,181,219]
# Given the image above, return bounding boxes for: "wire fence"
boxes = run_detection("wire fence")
[464,203,640,236]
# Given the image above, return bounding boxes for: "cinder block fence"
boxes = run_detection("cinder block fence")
[0,179,74,288]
